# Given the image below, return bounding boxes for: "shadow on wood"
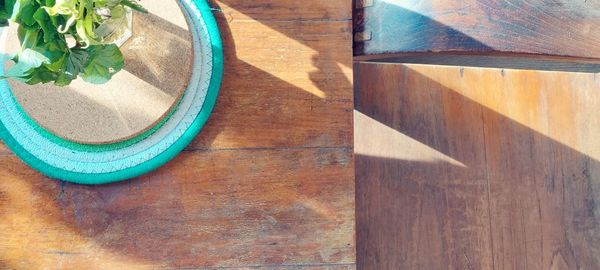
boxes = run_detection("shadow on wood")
[0,0,355,269]
[354,0,600,61]
[355,62,600,269]
[367,54,600,73]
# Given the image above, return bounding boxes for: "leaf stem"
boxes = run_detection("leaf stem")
[20,31,31,51]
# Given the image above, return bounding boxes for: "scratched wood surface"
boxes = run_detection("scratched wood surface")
[353,0,600,61]
[355,62,600,269]
[0,0,355,269]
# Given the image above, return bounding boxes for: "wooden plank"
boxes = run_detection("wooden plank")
[189,18,353,150]
[214,0,351,21]
[355,62,600,269]
[478,70,600,270]
[363,54,600,73]
[0,148,355,269]
[355,63,493,269]
[353,0,600,61]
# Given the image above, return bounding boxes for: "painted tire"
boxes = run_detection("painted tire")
[0,0,223,184]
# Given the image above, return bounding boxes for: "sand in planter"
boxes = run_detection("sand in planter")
[4,1,193,145]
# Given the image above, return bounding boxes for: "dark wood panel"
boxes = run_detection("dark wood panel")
[353,0,600,61]
[355,62,600,269]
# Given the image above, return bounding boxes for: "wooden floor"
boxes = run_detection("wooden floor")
[355,62,600,269]
[0,1,355,269]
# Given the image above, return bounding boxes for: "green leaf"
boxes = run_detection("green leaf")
[81,44,123,84]
[33,8,57,42]
[20,48,50,66]
[17,26,39,49]
[4,45,52,80]
[14,0,38,26]
[64,48,88,75]
[23,65,58,84]
[42,0,77,16]
[75,12,98,47]
[53,48,88,86]
[54,70,74,86]
[120,0,148,13]
[0,0,17,20]
[37,39,68,71]
[4,61,35,78]
[2,0,144,86]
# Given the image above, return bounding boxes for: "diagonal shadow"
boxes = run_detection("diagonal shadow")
[354,63,600,269]
[215,0,353,98]
[121,11,193,96]
[0,1,355,269]
[353,1,492,56]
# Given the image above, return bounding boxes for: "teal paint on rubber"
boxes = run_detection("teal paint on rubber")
[0,0,223,184]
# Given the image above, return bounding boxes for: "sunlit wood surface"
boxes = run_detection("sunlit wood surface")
[0,0,355,269]
[355,62,600,269]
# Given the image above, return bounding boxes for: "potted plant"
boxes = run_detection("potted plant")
[0,0,147,86]
[0,0,223,184]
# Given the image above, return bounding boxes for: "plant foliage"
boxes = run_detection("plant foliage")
[0,0,147,86]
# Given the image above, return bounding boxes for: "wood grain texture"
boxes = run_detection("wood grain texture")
[353,0,600,61]
[189,18,353,150]
[355,62,600,270]
[0,149,354,269]
[188,0,353,150]
[215,0,350,21]
[0,144,8,155]
[0,0,355,269]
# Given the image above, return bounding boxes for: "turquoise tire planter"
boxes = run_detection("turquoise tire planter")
[0,0,223,185]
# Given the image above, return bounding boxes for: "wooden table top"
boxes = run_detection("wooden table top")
[0,0,355,269]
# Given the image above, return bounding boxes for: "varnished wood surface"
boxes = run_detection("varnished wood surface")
[355,62,600,269]
[353,0,600,61]
[0,0,355,269]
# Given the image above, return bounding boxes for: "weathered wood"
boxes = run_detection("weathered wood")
[363,54,600,73]
[355,62,600,269]
[188,0,354,150]
[189,17,353,150]
[0,143,8,155]
[0,0,355,269]
[353,0,600,61]
[215,0,350,21]
[0,148,354,269]
[355,62,493,270]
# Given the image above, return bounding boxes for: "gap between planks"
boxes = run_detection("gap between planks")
[171,262,356,270]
